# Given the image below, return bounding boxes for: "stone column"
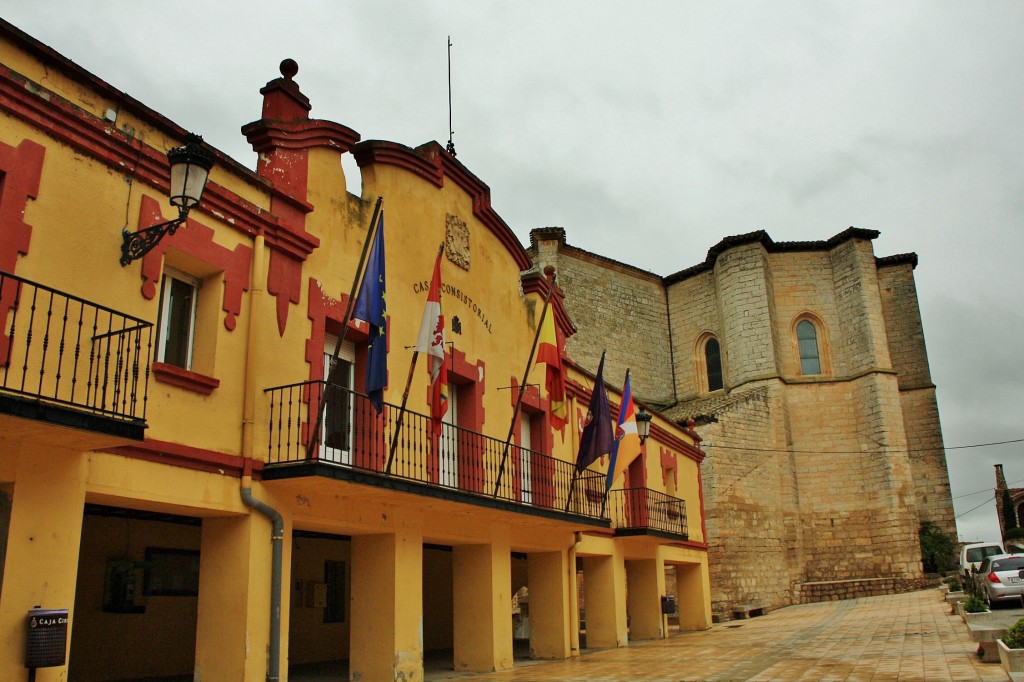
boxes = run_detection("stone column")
[350,530,424,681]
[527,550,572,659]
[453,539,514,672]
[195,513,280,681]
[676,562,712,630]
[626,558,663,640]
[581,553,627,648]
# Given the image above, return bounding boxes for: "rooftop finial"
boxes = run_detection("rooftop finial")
[280,59,299,80]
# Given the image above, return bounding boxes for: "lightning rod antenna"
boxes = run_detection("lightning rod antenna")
[447,35,456,157]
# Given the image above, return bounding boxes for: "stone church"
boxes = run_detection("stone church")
[529,226,955,617]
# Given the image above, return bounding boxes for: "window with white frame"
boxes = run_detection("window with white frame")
[156,269,199,369]
[322,334,355,464]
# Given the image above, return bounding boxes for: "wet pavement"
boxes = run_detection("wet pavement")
[433,588,1016,682]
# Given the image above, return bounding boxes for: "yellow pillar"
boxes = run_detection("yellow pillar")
[526,551,571,659]
[350,530,423,681]
[0,446,85,681]
[194,513,281,681]
[581,552,627,648]
[453,539,513,672]
[626,558,663,640]
[676,562,711,630]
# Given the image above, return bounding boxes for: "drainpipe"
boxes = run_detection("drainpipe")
[242,464,283,682]
[239,233,283,682]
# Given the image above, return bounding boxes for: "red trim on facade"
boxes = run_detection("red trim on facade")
[659,446,678,489]
[0,64,319,262]
[136,195,252,331]
[268,250,303,336]
[352,140,444,187]
[151,362,221,395]
[102,438,260,478]
[244,119,360,155]
[0,137,44,272]
[0,138,44,364]
[352,140,533,272]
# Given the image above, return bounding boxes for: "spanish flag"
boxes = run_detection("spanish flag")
[536,307,567,430]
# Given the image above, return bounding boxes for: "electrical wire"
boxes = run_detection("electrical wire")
[700,437,1023,456]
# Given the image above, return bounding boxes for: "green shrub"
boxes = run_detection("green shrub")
[919,521,955,574]
[963,596,988,613]
[943,576,962,591]
[1004,618,1024,649]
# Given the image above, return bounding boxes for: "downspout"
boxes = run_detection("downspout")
[241,465,283,682]
[240,234,283,682]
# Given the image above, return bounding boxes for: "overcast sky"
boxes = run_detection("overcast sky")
[5,2,1022,542]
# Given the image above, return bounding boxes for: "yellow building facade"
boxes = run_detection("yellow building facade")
[0,20,709,682]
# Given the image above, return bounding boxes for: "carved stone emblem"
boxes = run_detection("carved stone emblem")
[446,213,470,270]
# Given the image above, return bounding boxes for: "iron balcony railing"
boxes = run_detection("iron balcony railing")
[0,270,152,423]
[606,487,688,539]
[265,380,607,520]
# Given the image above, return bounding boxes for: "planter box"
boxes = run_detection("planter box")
[961,607,996,625]
[998,639,1024,674]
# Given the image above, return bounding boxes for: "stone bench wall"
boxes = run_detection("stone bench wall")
[795,577,928,603]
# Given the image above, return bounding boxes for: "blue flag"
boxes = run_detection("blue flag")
[575,351,614,473]
[352,211,387,413]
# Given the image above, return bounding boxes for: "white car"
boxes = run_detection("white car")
[960,542,1005,578]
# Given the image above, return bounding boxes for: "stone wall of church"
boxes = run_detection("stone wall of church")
[877,262,955,532]
[529,228,675,402]
[690,384,799,618]
[529,227,955,616]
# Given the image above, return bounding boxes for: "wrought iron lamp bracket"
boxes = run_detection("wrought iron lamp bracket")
[120,208,187,266]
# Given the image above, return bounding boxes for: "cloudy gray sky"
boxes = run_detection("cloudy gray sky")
[6,2,1022,542]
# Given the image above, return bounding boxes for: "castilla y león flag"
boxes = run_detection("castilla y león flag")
[415,250,448,435]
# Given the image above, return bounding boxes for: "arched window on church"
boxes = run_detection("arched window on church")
[796,319,822,375]
[696,333,724,394]
[705,337,723,392]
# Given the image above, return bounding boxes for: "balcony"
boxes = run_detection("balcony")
[606,487,689,540]
[264,380,608,524]
[0,270,152,445]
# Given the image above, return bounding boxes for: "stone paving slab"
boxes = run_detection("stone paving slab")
[439,589,1013,682]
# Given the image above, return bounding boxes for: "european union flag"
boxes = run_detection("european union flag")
[352,212,387,413]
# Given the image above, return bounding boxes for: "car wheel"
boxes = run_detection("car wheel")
[985,589,993,609]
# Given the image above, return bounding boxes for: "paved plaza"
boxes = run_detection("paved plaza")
[434,588,1015,682]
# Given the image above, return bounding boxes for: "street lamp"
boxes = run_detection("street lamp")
[636,407,652,445]
[120,133,214,265]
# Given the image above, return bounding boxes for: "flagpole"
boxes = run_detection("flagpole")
[306,196,383,459]
[383,351,420,475]
[385,242,445,475]
[493,267,557,498]
[564,470,578,513]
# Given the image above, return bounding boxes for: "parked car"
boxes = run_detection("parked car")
[960,542,1005,578]
[974,554,1024,607]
